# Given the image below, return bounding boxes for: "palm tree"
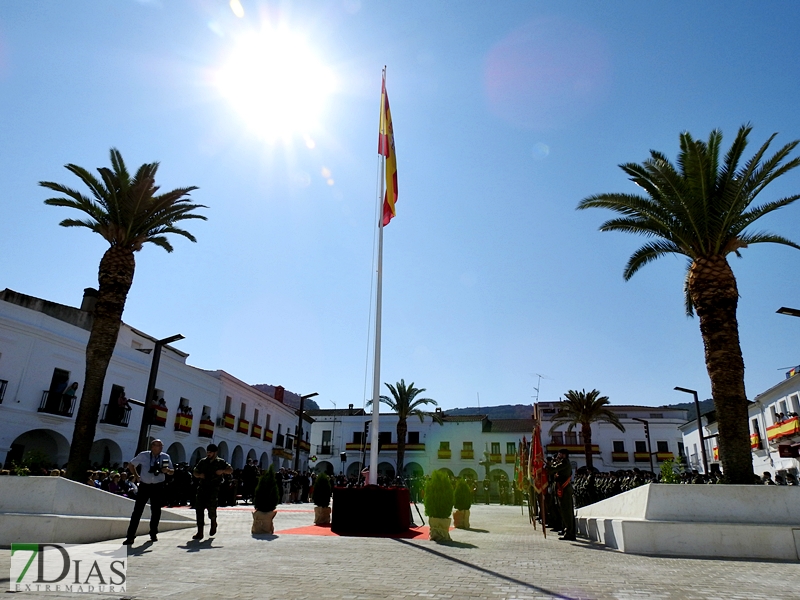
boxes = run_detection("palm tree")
[41,148,206,480]
[549,389,624,470]
[369,379,442,479]
[578,125,800,484]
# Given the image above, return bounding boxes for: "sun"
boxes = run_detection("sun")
[215,28,336,143]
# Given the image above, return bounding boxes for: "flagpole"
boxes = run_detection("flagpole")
[368,68,388,486]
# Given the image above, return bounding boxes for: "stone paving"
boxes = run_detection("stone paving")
[2,502,799,599]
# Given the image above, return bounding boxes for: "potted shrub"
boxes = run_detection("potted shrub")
[453,478,472,529]
[312,472,332,525]
[252,466,281,534]
[424,469,454,541]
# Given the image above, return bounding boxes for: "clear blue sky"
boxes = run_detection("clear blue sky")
[3,1,800,412]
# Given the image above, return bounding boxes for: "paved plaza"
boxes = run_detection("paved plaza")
[2,502,798,599]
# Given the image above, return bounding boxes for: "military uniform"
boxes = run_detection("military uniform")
[193,455,231,537]
[546,455,575,540]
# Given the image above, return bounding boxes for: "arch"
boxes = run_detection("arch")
[7,429,71,470]
[459,468,478,481]
[315,460,334,475]
[89,438,123,469]
[259,452,270,469]
[436,467,454,478]
[166,442,186,464]
[231,445,244,469]
[190,447,205,466]
[490,469,509,481]
[403,461,424,478]
[377,461,395,479]
[216,441,229,461]
[246,448,257,464]
[346,461,363,478]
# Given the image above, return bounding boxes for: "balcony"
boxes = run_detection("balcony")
[99,403,131,427]
[299,440,310,452]
[437,449,451,460]
[546,444,600,454]
[38,390,75,418]
[264,429,274,443]
[222,413,235,430]
[237,418,250,435]
[766,416,800,443]
[406,443,425,452]
[504,453,516,464]
[198,419,214,438]
[251,424,262,438]
[345,442,367,451]
[174,413,192,433]
[750,433,763,450]
[0,379,8,403]
[272,447,293,460]
[611,452,629,462]
[489,453,502,463]
[655,452,674,462]
[460,449,474,460]
[276,433,285,447]
[634,452,650,462]
[316,444,335,455]
[151,406,168,427]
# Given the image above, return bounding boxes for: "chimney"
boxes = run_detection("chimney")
[274,386,285,403]
[81,288,98,313]
[348,403,354,415]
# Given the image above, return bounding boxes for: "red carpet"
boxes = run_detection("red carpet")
[276,523,433,539]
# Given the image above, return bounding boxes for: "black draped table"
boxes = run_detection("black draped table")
[331,486,410,535]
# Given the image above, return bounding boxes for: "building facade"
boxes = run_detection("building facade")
[0,288,308,472]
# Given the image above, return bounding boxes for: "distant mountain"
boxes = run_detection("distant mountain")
[660,398,714,422]
[444,404,534,419]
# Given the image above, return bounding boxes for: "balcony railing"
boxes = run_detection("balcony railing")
[489,453,502,463]
[611,452,629,462]
[633,452,650,462]
[655,452,674,462]
[152,406,168,427]
[276,434,285,447]
[299,440,310,452]
[222,413,235,430]
[504,453,516,464]
[316,444,335,455]
[750,433,763,450]
[0,379,8,403]
[198,419,214,438]
[237,418,250,435]
[174,413,193,433]
[251,424,262,438]
[766,416,800,443]
[437,449,451,459]
[546,444,601,454]
[38,390,76,417]
[460,449,474,460]
[264,429,274,443]
[99,403,131,427]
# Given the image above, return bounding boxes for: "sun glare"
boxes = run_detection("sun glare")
[216,28,335,143]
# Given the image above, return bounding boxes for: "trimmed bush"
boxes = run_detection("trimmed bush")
[424,469,454,519]
[453,478,472,511]
[253,466,281,513]
[312,472,332,507]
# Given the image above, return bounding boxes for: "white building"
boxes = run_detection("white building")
[680,369,800,480]
[0,288,308,472]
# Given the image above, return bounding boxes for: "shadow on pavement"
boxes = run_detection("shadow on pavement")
[251,534,278,542]
[179,539,221,552]
[392,538,578,600]
[464,528,490,533]
[435,540,478,549]
[127,541,154,556]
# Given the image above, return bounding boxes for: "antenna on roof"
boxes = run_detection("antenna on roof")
[476,392,480,409]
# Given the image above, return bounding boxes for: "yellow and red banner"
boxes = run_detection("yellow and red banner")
[530,425,547,495]
[152,407,168,427]
[766,416,800,442]
[378,75,398,226]
[223,413,235,430]
[199,419,214,438]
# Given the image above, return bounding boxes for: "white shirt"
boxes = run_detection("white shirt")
[130,451,173,484]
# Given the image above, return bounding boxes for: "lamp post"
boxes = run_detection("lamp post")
[329,399,337,457]
[294,392,318,471]
[777,307,800,318]
[631,417,654,475]
[674,386,710,475]
[135,334,184,454]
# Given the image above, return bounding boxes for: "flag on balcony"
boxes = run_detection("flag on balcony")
[378,74,398,226]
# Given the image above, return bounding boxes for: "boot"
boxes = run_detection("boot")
[192,525,204,540]
[209,520,217,536]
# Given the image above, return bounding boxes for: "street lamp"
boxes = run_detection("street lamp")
[674,386,710,475]
[631,417,655,475]
[328,399,337,457]
[777,307,800,318]
[135,334,184,454]
[294,392,318,471]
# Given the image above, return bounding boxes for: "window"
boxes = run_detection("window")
[201,405,211,420]
[439,441,450,451]
[408,431,420,444]
[353,431,363,444]
[240,403,247,420]
[506,442,516,455]
[491,442,500,455]
[551,432,564,445]
[253,408,259,426]
[613,441,625,453]
[780,400,788,414]
[752,418,761,438]
[771,405,778,423]
[656,441,669,453]
[565,431,577,445]
[265,414,271,431]
[678,442,685,457]
[635,440,647,453]
[616,413,628,419]
[649,413,664,419]
[131,340,142,350]
[224,396,232,414]
[378,432,391,447]
[462,441,473,450]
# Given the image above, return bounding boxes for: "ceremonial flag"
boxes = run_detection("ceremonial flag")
[531,423,548,495]
[378,75,398,226]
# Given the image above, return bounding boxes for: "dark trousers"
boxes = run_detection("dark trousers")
[194,494,218,527]
[126,482,164,540]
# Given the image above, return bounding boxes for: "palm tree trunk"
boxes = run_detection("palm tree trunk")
[65,246,135,480]
[582,422,593,471]
[688,256,753,484]
[396,418,407,480]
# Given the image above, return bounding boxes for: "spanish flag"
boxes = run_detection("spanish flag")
[378,75,398,226]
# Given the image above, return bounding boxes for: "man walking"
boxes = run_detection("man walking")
[192,443,232,539]
[124,439,173,545]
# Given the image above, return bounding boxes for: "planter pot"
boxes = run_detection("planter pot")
[314,506,332,525]
[453,508,470,529]
[428,516,452,542]
[252,509,276,534]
